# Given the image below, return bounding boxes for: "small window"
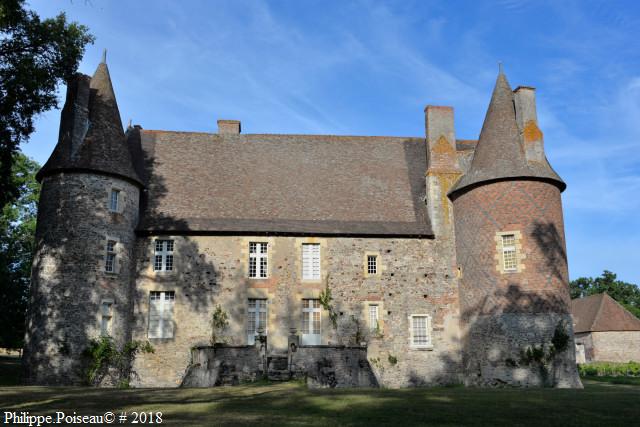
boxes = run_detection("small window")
[410,314,432,348]
[302,243,321,280]
[247,299,268,345]
[148,291,175,339]
[368,304,379,331]
[105,240,116,273]
[248,242,268,278]
[502,234,517,271]
[101,301,113,336]
[367,255,378,275]
[154,239,174,272]
[110,189,120,212]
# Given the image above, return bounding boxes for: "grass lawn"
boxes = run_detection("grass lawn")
[1,356,638,426]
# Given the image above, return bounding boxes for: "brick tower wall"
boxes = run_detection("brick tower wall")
[452,179,582,387]
[23,172,139,384]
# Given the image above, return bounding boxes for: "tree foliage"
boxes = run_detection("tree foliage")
[570,270,640,319]
[0,151,40,349]
[0,0,93,208]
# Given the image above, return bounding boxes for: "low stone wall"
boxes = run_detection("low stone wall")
[291,346,377,388]
[181,345,376,388]
[181,346,263,387]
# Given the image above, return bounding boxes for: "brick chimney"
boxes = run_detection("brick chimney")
[217,119,241,134]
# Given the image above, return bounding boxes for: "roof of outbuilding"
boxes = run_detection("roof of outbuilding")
[571,293,640,333]
[132,130,434,236]
[37,62,142,185]
[448,72,564,196]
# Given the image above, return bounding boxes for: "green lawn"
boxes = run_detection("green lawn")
[1,355,638,426]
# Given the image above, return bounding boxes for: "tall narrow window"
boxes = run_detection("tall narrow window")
[148,291,175,339]
[302,243,321,280]
[501,234,517,271]
[154,239,174,272]
[101,301,113,336]
[247,299,268,345]
[368,304,379,331]
[248,242,268,278]
[410,314,432,348]
[367,255,378,275]
[301,299,321,345]
[105,240,116,273]
[110,189,119,212]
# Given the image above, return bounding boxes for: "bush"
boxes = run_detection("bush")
[82,336,154,386]
[578,361,640,377]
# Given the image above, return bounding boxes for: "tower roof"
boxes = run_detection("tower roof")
[448,71,564,196]
[37,58,142,186]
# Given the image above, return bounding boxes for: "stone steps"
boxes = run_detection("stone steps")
[267,355,291,381]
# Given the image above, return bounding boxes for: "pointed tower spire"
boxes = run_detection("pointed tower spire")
[101,48,107,64]
[449,69,563,195]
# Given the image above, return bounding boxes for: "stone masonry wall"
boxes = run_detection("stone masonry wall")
[23,172,139,384]
[131,235,461,387]
[590,331,640,362]
[452,179,582,387]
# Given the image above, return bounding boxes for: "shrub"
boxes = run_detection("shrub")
[578,361,640,377]
[82,336,154,386]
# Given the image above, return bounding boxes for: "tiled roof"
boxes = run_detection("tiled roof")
[571,293,640,333]
[449,72,564,196]
[132,130,434,236]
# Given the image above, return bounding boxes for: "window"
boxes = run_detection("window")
[248,242,268,278]
[109,189,120,212]
[247,299,268,345]
[501,234,517,271]
[302,243,321,280]
[105,240,116,273]
[154,239,174,272]
[369,304,379,331]
[301,299,321,345]
[148,291,175,339]
[410,314,432,349]
[101,301,113,336]
[367,255,378,275]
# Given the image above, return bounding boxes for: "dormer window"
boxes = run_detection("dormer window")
[110,189,120,212]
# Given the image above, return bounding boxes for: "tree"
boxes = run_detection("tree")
[0,152,40,349]
[0,0,93,208]
[570,271,640,319]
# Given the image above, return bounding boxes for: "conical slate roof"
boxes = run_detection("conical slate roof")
[37,59,142,186]
[449,71,564,196]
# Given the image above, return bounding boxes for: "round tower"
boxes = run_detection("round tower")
[449,71,581,387]
[23,57,143,384]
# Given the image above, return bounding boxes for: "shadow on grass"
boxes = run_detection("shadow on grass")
[1,381,639,426]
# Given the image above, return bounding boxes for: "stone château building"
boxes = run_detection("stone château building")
[23,56,582,388]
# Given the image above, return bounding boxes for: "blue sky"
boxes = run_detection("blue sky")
[23,0,640,284]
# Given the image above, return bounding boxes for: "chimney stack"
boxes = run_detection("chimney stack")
[217,119,241,134]
[513,86,545,162]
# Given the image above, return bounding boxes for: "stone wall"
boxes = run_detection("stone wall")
[131,235,462,387]
[23,172,140,384]
[292,346,376,388]
[451,179,582,387]
[581,331,640,363]
[181,346,263,387]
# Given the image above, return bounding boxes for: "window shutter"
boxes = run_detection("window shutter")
[148,297,162,339]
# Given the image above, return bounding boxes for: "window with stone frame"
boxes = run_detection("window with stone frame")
[248,242,268,278]
[367,255,378,275]
[109,189,120,212]
[302,243,321,280]
[154,239,174,272]
[501,234,518,271]
[409,314,432,349]
[148,291,175,339]
[368,304,379,331]
[105,240,116,273]
[100,300,113,336]
[247,299,268,345]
